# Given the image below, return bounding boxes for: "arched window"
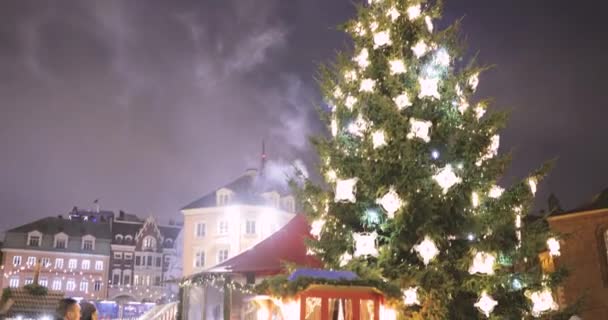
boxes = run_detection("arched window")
[125,235,133,243]
[115,234,124,243]
[164,238,174,248]
[143,236,156,250]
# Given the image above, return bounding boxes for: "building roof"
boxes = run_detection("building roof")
[6,217,112,239]
[551,187,608,218]
[181,169,291,211]
[206,214,321,275]
[0,288,64,318]
[111,220,181,242]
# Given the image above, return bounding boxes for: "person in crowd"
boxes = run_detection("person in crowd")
[80,301,98,320]
[56,298,81,320]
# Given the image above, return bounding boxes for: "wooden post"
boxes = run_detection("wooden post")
[300,296,306,320]
[352,299,360,320]
[321,298,328,320]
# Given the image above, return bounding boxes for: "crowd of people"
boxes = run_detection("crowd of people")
[55,298,98,320]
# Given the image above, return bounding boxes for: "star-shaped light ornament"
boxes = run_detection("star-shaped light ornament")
[354,48,370,69]
[339,252,353,267]
[468,252,496,275]
[488,185,504,199]
[469,73,480,91]
[402,287,420,306]
[344,96,357,110]
[354,22,366,37]
[435,48,450,67]
[407,5,422,20]
[333,87,344,100]
[387,7,400,22]
[425,16,434,33]
[344,70,358,83]
[325,169,337,182]
[394,92,412,110]
[347,115,368,137]
[529,177,538,195]
[529,288,558,317]
[353,232,378,257]
[335,178,358,203]
[310,218,326,239]
[475,104,486,120]
[376,187,403,219]
[475,291,498,318]
[360,78,376,93]
[418,76,441,99]
[389,59,407,75]
[412,41,429,58]
[369,21,379,32]
[407,118,432,142]
[414,236,439,265]
[373,30,392,49]
[547,237,561,257]
[433,165,461,194]
[372,130,387,149]
[457,97,469,114]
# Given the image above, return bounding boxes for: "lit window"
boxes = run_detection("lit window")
[217,249,229,263]
[123,273,131,285]
[66,279,76,291]
[143,236,156,250]
[83,239,94,251]
[9,278,19,288]
[218,221,229,235]
[24,277,33,285]
[114,252,123,260]
[112,270,121,285]
[12,256,22,266]
[196,223,206,238]
[194,250,205,268]
[124,253,133,260]
[28,235,41,247]
[246,220,256,235]
[54,233,68,249]
[94,280,102,291]
[41,257,51,268]
[52,279,62,290]
[134,275,140,286]
[55,258,64,269]
[68,259,77,269]
[80,281,88,292]
[26,257,36,266]
[115,234,124,242]
[81,260,90,270]
[39,278,48,287]
[95,260,103,271]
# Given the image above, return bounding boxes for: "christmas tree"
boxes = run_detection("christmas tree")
[296,0,577,318]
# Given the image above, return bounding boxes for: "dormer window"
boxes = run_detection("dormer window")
[82,235,95,251]
[281,196,296,213]
[125,235,133,243]
[143,236,156,250]
[115,234,124,243]
[216,189,233,206]
[54,233,69,249]
[27,231,42,247]
[262,191,281,208]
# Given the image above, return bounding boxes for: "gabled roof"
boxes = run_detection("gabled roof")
[206,214,321,275]
[7,217,111,239]
[111,219,181,243]
[551,187,608,218]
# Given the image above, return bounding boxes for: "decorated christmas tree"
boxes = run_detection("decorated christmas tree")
[295,0,578,318]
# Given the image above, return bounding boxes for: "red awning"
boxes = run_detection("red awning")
[207,214,322,275]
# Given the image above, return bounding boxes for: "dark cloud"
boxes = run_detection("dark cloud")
[1,0,608,229]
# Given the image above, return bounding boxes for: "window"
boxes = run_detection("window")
[81,260,90,270]
[66,279,76,291]
[80,281,88,292]
[115,234,124,242]
[39,278,48,287]
[143,236,156,250]
[134,275,140,286]
[195,250,205,268]
[68,259,77,269]
[135,255,141,266]
[28,234,41,247]
[26,257,36,266]
[246,220,256,235]
[114,252,123,260]
[125,235,133,243]
[154,276,161,286]
[94,280,102,291]
[216,189,233,206]
[41,257,51,267]
[95,260,103,271]
[54,233,68,249]
[24,277,33,285]
[55,258,64,269]
[112,270,121,285]
[147,256,152,266]
[156,257,162,267]
[9,277,19,288]
[123,274,131,285]
[164,256,171,265]
[218,221,229,235]
[282,196,296,213]
[55,238,66,249]
[217,249,229,263]
[52,279,62,290]
[83,240,94,251]
[124,253,133,260]
[195,223,206,238]
[13,256,22,266]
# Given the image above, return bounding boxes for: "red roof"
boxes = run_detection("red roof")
[208,214,322,275]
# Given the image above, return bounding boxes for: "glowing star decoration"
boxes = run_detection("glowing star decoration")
[354,49,370,69]
[310,219,325,239]
[333,87,344,100]
[418,76,441,99]
[377,187,403,219]
[347,115,368,137]
[468,252,496,275]
[407,5,421,20]
[457,98,469,114]
[339,252,352,267]
[373,30,391,49]
[389,59,407,75]
[414,236,439,265]
[412,41,429,58]
[387,7,400,22]
[407,118,432,142]
[372,130,387,149]
[425,16,434,33]
[344,96,357,110]
[469,73,480,91]
[529,288,558,317]
[435,48,450,67]
[475,104,486,120]
[325,169,337,182]
[433,165,461,194]
[472,192,480,208]
[344,70,357,83]
[488,185,504,199]
[353,232,378,257]
[402,287,420,306]
[335,178,358,203]
[478,135,500,165]
[394,92,412,110]
[547,237,561,257]
[475,292,498,317]
[529,177,538,195]
[360,78,376,93]
[330,117,338,137]
[354,22,366,37]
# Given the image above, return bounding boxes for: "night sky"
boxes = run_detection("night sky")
[1,1,607,229]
